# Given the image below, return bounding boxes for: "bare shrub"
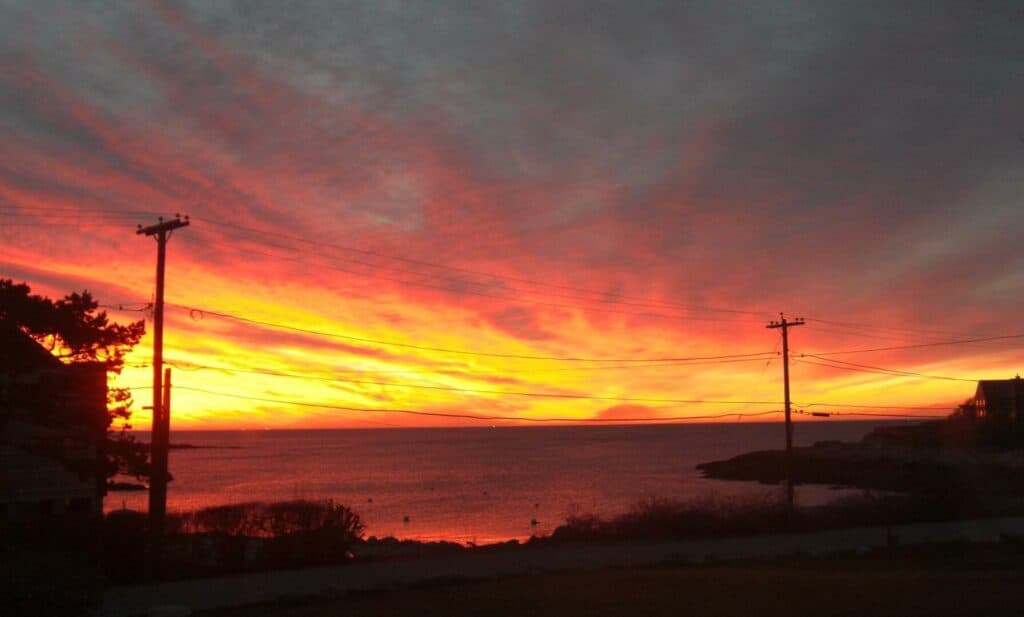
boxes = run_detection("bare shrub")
[552,491,793,541]
[160,499,365,574]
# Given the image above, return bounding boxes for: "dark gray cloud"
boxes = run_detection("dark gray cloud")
[1,0,1022,334]
[486,304,553,340]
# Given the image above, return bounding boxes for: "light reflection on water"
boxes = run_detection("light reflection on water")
[109,422,897,544]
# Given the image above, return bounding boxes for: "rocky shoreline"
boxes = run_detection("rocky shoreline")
[696,428,1024,496]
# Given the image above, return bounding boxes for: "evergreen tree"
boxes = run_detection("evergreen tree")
[1,278,152,485]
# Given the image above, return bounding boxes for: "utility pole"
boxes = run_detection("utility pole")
[766,313,804,511]
[137,214,189,577]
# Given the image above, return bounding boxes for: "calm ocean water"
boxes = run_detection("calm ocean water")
[111,421,897,543]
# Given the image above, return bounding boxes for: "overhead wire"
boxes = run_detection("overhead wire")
[185,241,762,324]
[802,316,957,339]
[0,206,163,216]
[212,239,709,316]
[492,355,779,373]
[124,355,780,376]
[172,384,784,423]
[6,206,997,420]
[801,322,936,344]
[136,384,952,422]
[189,214,771,318]
[118,357,956,413]
[4,206,1010,346]
[799,401,953,411]
[794,411,946,419]
[806,332,1024,356]
[166,302,778,363]
[86,215,763,324]
[796,354,979,383]
[131,359,786,406]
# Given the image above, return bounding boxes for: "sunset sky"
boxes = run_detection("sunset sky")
[2,1,1022,429]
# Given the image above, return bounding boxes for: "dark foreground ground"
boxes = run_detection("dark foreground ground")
[204,543,1024,617]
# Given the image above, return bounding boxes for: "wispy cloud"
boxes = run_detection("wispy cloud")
[2,1,1022,426]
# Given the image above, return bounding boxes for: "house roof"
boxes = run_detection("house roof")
[0,318,61,373]
[976,377,1024,409]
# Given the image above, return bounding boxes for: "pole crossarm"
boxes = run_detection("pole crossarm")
[766,316,805,330]
[136,214,190,237]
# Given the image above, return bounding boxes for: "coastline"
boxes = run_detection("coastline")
[696,435,1024,496]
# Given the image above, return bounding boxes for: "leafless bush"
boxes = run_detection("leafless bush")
[166,499,364,540]
[159,499,365,574]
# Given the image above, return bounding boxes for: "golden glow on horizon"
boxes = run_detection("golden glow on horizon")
[3,224,1017,430]
[104,299,1014,430]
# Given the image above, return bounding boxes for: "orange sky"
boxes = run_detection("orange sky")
[1,2,1022,429]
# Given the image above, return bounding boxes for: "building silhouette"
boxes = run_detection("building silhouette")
[974,376,1024,423]
[0,320,108,520]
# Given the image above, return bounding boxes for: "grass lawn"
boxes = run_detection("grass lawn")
[203,543,1024,617]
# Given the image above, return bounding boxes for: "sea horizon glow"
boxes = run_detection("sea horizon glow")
[2,2,1022,429]
[113,422,893,542]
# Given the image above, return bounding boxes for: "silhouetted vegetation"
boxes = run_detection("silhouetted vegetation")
[103,499,365,581]
[0,278,150,485]
[543,491,1024,543]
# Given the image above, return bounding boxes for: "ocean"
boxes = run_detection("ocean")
[110,421,895,544]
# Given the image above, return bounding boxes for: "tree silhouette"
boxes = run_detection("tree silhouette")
[0,278,151,484]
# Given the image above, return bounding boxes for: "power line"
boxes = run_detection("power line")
[14,208,1014,351]
[5,207,1013,348]
[476,355,780,373]
[797,354,978,382]
[803,316,957,339]
[225,242,716,317]
[795,409,948,420]
[0,206,162,216]
[801,322,936,344]
[1,212,155,220]
[126,354,778,375]
[795,357,933,380]
[99,303,151,312]
[0,223,138,230]
[139,359,786,406]
[799,400,953,411]
[191,242,760,324]
[807,332,1024,356]
[151,384,955,422]
[172,384,783,423]
[190,215,770,318]
[170,302,778,363]
[121,359,953,412]
[8,206,722,321]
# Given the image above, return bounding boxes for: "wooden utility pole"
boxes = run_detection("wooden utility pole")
[137,214,189,576]
[766,313,804,511]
